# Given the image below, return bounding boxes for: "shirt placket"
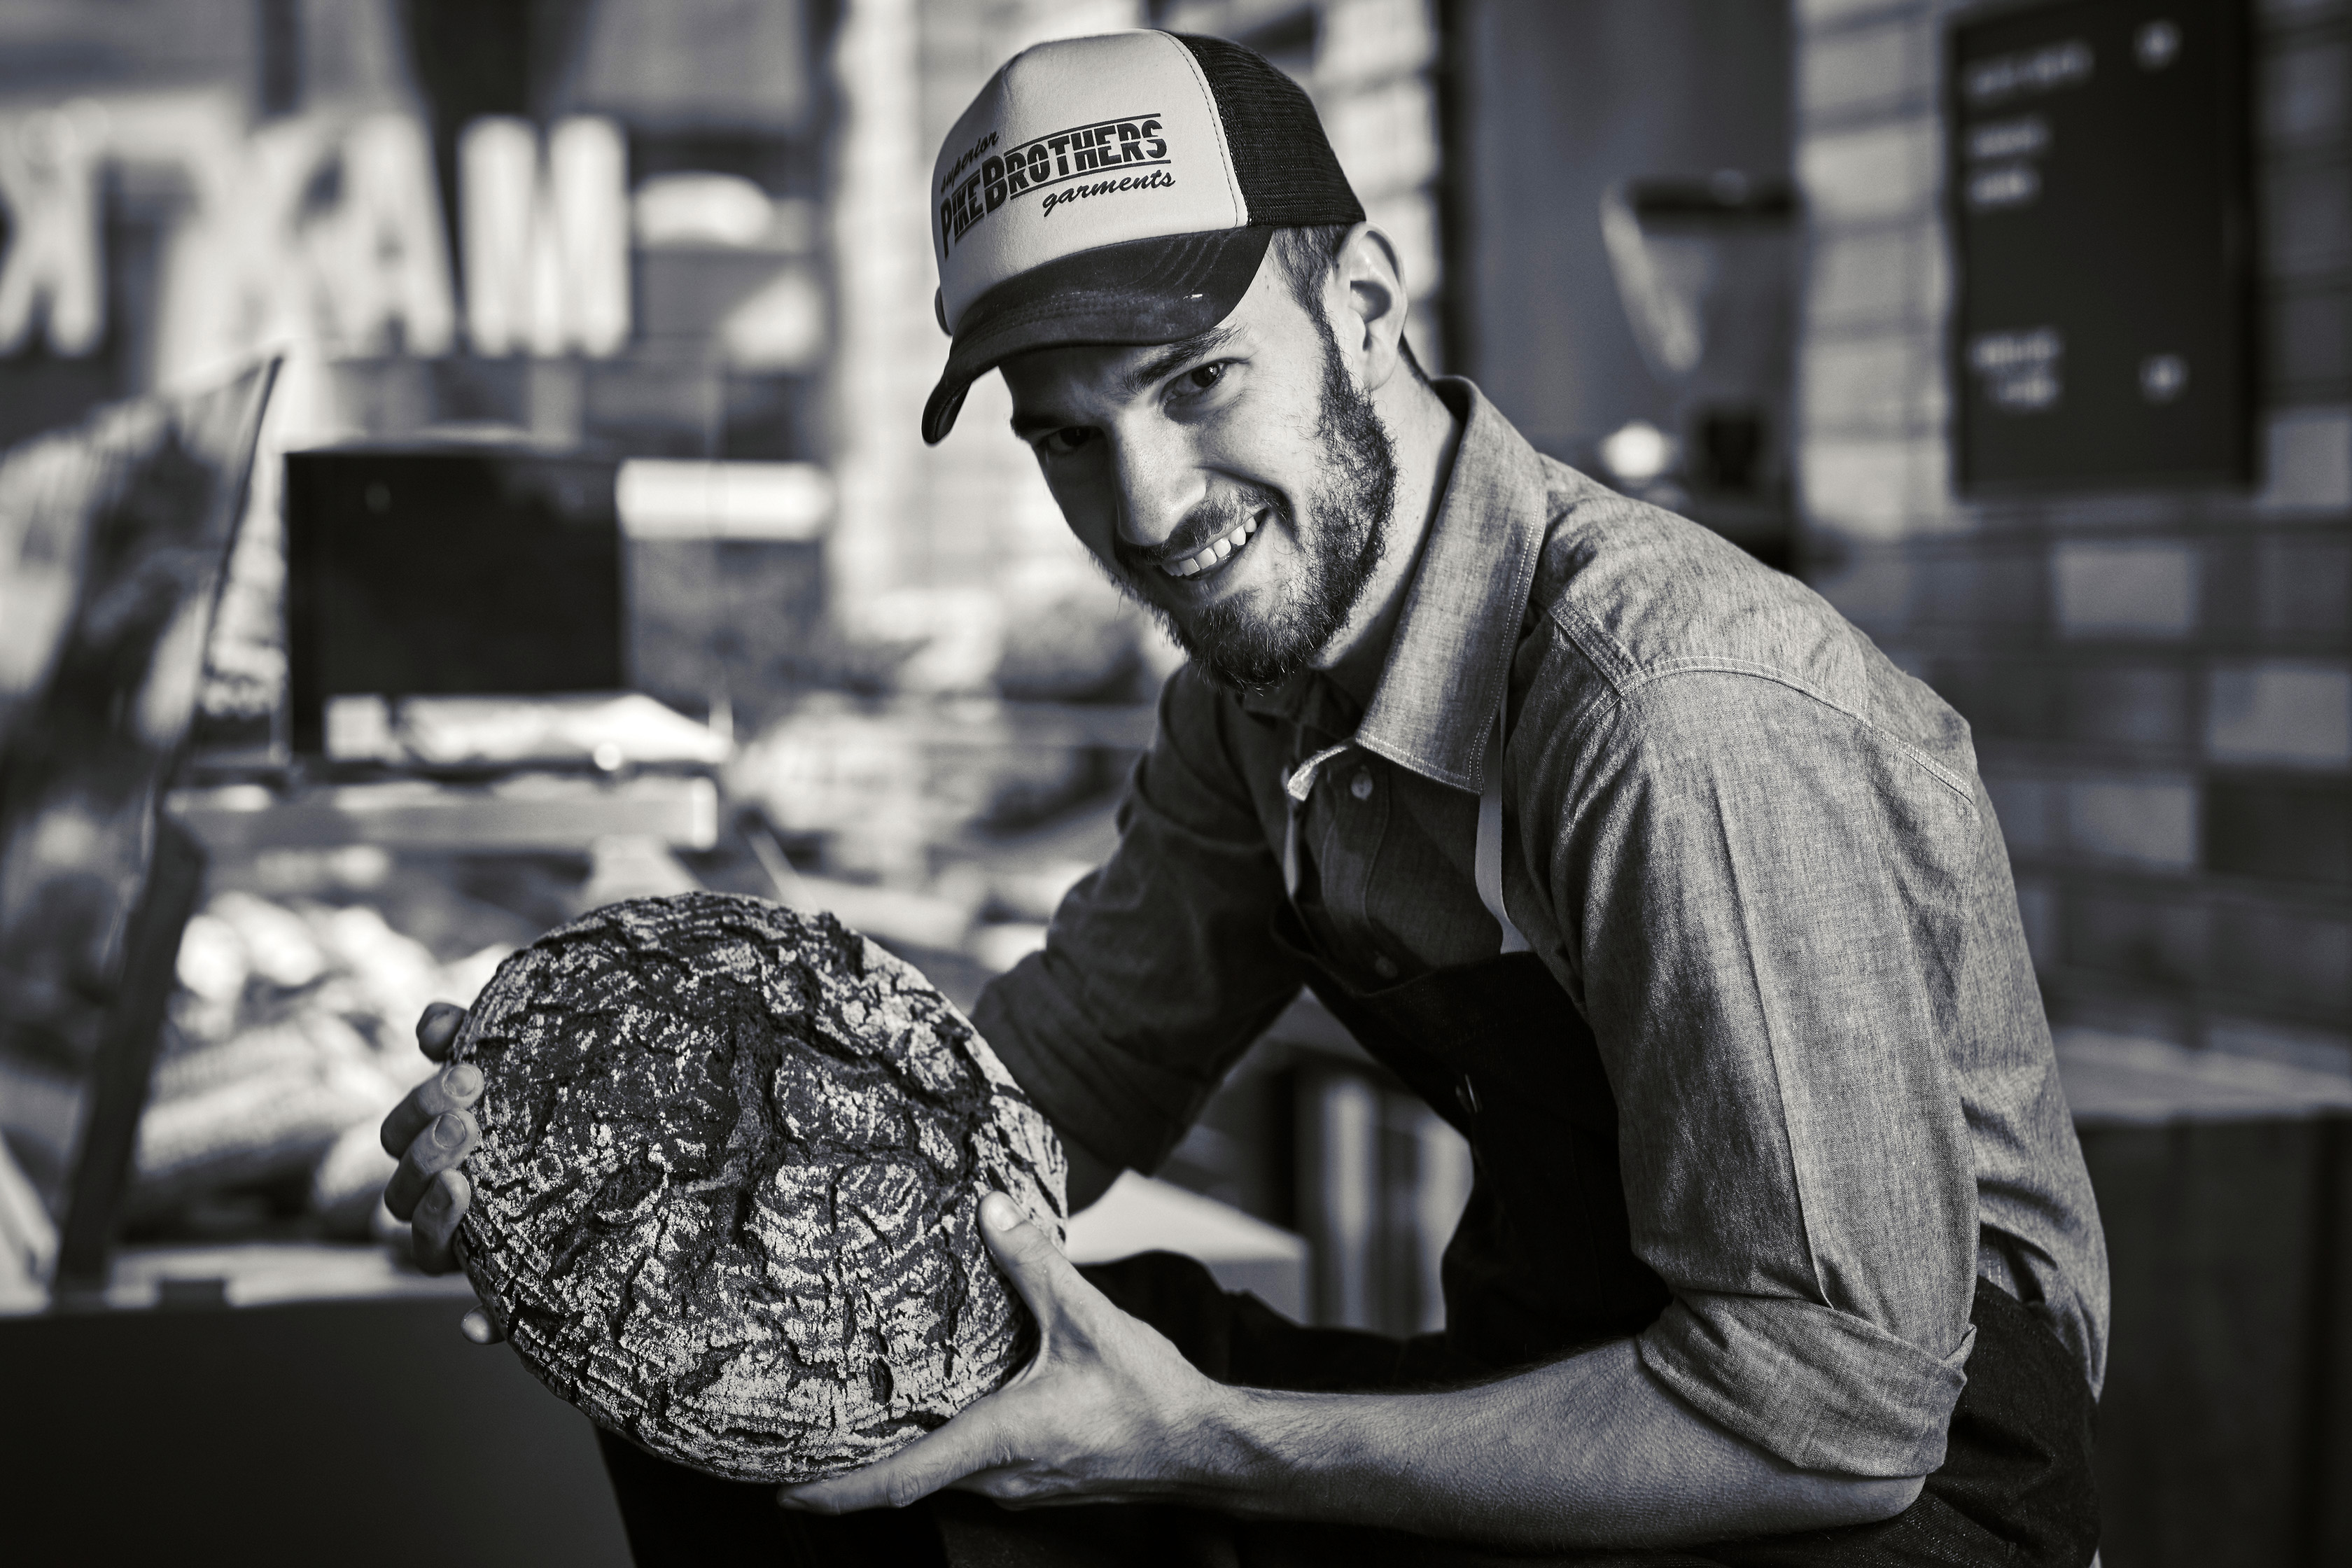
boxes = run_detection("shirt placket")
[1308,752,1394,983]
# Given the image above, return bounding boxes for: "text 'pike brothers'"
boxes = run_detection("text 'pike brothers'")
[940,116,1171,251]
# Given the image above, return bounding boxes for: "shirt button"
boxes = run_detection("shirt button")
[1373,953,1399,979]
[1350,769,1374,800]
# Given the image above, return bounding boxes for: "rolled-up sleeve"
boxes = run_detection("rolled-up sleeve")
[972,667,1301,1176]
[1524,667,1984,1478]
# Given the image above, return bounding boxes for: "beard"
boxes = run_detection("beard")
[1113,316,1400,695]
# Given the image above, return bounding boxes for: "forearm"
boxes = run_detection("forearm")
[1186,1338,1924,1550]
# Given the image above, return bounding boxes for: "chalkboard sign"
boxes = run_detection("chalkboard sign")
[1948,0,2252,492]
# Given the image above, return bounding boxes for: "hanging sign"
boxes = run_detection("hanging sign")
[1949,0,2253,491]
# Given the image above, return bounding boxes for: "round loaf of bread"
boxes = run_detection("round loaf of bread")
[451,892,1066,1483]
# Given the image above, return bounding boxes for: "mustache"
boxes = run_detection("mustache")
[1114,488,1287,573]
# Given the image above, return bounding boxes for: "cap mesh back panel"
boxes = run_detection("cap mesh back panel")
[1176,34,1366,227]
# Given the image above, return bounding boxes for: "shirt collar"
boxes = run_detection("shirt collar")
[1239,377,1551,794]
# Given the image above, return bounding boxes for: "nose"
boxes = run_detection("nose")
[1108,419,1203,555]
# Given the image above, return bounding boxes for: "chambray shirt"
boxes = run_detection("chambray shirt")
[971,379,2108,1478]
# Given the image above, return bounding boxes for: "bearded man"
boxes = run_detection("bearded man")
[382,30,2108,1567]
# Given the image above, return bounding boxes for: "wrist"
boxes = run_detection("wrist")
[1174,1380,1313,1512]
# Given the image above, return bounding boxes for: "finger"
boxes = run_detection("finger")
[977,1192,1089,1325]
[410,1168,470,1274]
[945,1463,1086,1507]
[386,1110,479,1221]
[780,1407,1009,1514]
[416,1002,468,1061]
[453,1235,514,1342]
[378,1060,484,1158]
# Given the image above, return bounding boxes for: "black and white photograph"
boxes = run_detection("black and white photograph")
[0,2,2344,1564]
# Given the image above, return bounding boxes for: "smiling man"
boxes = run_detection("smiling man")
[383,29,2108,1568]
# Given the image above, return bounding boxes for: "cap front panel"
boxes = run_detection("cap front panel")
[932,31,1245,329]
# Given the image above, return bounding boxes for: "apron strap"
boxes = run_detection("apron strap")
[1280,711,1530,955]
[1475,701,1532,954]
[1283,797,1300,901]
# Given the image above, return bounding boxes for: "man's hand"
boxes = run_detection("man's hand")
[782,1188,1924,1548]
[778,1192,1228,1515]
[378,1001,502,1344]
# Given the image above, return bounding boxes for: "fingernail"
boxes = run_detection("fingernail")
[981,1192,1019,1231]
[447,1063,482,1097]
[434,1112,465,1147]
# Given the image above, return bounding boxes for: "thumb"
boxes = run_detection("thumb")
[977,1191,1084,1322]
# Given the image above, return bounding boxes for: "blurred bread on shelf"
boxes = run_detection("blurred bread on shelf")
[122,886,517,1231]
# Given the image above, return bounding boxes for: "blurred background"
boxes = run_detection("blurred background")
[0,1,2344,1563]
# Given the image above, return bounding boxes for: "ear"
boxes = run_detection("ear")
[1326,221,1412,394]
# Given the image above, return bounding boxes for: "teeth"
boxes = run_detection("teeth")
[1162,513,1262,579]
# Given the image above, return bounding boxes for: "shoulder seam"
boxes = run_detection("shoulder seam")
[1536,635,1979,809]
[1545,597,1642,695]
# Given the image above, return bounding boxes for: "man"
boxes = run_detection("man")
[383,31,2106,1567]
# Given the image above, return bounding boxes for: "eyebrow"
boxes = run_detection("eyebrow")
[1007,326,1244,440]
[1118,326,1241,399]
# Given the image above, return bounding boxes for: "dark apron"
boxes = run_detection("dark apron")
[1268,899,1668,1368]
[1272,715,1672,1368]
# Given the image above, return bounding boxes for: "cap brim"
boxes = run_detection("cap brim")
[922,226,1276,445]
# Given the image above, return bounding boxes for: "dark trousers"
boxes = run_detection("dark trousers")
[596,1257,2098,1567]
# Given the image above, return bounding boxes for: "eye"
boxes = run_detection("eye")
[1179,361,1228,394]
[1038,426,1096,457]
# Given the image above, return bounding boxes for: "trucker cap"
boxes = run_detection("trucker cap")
[923,31,1365,444]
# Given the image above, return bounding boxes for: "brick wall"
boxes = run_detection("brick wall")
[1797,0,2352,1077]
[825,0,1143,645]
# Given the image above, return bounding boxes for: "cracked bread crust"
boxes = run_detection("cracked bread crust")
[452,892,1067,1483]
